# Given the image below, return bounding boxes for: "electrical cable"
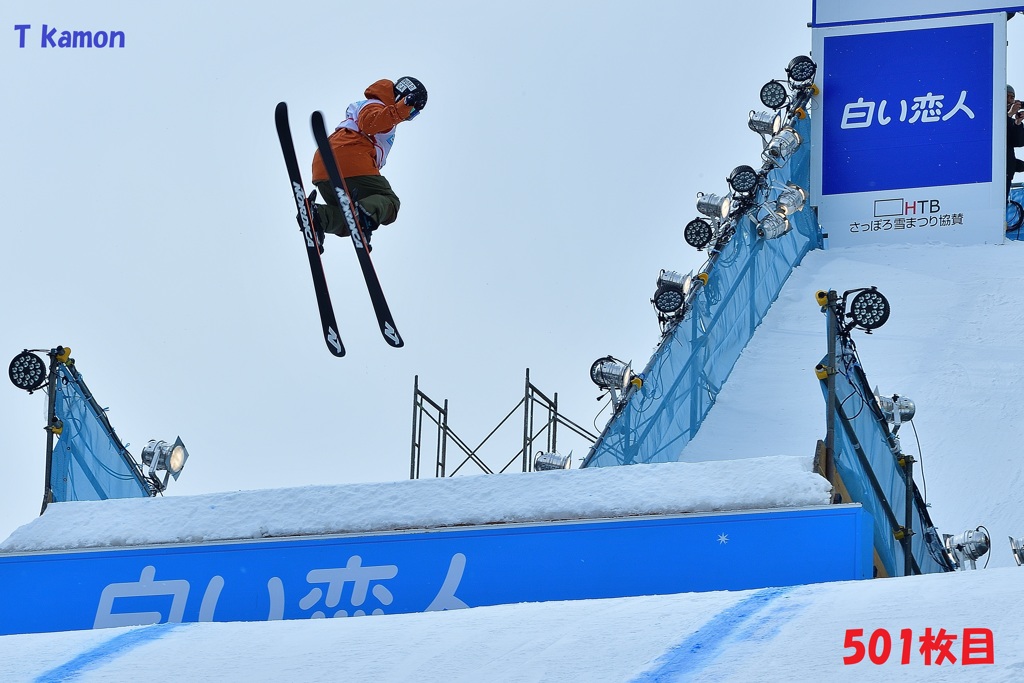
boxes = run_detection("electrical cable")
[910,420,927,504]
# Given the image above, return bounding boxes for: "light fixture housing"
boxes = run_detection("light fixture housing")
[748,110,784,136]
[756,211,791,240]
[534,451,571,471]
[727,165,760,195]
[590,356,631,391]
[652,270,691,315]
[759,80,788,110]
[875,392,916,425]
[8,351,47,393]
[696,192,730,220]
[944,528,990,569]
[774,183,808,216]
[1010,536,1024,566]
[684,217,715,250]
[785,55,817,85]
[764,127,802,166]
[848,288,890,331]
[142,436,189,481]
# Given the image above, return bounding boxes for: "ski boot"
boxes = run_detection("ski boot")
[356,204,379,253]
[307,189,326,254]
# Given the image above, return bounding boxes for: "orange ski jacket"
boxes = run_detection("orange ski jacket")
[312,79,416,182]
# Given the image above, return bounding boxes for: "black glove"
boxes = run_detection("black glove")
[404,90,427,111]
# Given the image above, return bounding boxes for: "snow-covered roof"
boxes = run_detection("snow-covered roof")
[0,455,830,553]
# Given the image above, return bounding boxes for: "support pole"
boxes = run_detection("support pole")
[40,348,61,515]
[903,450,915,576]
[824,291,838,489]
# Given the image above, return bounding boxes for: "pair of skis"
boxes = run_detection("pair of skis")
[274,102,403,357]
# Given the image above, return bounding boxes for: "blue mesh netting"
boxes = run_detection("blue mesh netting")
[1007,185,1024,240]
[50,364,150,502]
[582,118,820,467]
[822,344,953,576]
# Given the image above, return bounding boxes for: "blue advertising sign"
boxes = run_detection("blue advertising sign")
[821,22,993,195]
[0,505,872,636]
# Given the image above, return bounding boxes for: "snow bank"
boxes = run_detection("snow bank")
[0,455,830,552]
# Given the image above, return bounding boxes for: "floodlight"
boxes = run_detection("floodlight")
[748,110,784,136]
[8,351,47,393]
[848,288,890,331]
[727,165,760,195]
[534,451,571,471]
[652,270,691,315]
[944,527,990,570]
[684,217,715,250]
[653,285,684,315]
[785,55,817,85]
[696,192,730,219]
[756,211,790,240]
[590,356,631,391]
[142,436,189,483]
[759,80,788,110]
[764,127,802,165]
[1010,536,1024,566]
[875,392,916,425]
[774,183,808,216]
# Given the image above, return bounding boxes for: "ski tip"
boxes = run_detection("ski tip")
[382,322,404,348]
[326,327,346,357]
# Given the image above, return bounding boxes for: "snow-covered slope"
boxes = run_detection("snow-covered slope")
[3,242,1024,681]
[683,242,1024,569]
[1,566,1020,682]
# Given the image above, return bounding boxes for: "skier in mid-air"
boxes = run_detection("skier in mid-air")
[310,77,427,251]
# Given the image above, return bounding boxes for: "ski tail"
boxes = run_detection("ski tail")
[275,102,346,357]
[310,110,404,348]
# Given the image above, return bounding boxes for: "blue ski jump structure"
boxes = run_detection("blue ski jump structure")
[580,82,952,577]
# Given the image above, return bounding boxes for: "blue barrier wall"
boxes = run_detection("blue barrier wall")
[583,118,820,467]
[0,504,871,635]
[820,344,953,576]
[51,364,151,502]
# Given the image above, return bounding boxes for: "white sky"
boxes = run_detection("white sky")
[1,0,818,540]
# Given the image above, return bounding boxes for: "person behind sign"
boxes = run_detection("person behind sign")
[1006,85,1024,201]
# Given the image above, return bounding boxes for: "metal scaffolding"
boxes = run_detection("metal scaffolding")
[410,369,598,479]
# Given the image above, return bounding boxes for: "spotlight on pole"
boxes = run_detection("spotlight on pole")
[590,356,641,405]
[774,183,808,216]
[847,287,891,332]
[141,436,190,492]
[759,79,789,110]
[748,110,784,137]
[696,192,731,220]
[756,210,790,240]
[785,55,817,86]
[1010,536,1024,566]
[763,127,802,167]
[684,217,715,250]
[590,356,632,391]
[943,527,991,570]
[651,269,692,316]
[727,165,761,196]
[534,451,571,471]
[8,351,48,394]
[875,391,916,431]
